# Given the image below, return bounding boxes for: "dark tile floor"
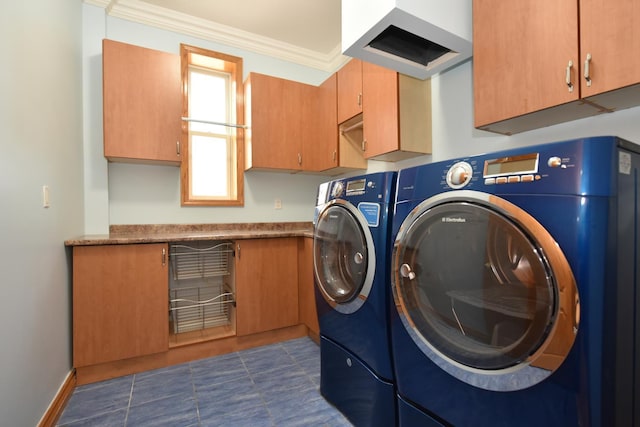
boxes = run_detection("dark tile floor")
[58,337,352,426]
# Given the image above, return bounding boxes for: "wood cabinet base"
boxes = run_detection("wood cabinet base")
[169,324,236,348]
[75,324,309,386]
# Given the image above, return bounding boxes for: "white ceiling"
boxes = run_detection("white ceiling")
[86,0,345,72]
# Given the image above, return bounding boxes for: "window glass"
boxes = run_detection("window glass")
[190,135,229,198]
[180,45,243,206]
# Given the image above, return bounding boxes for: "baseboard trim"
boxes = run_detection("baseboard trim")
[38,369,76,427]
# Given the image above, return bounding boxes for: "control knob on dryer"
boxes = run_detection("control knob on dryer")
[446,161,473,189]
[548,156,562,167]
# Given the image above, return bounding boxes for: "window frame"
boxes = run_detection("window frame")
[180,44,244,206]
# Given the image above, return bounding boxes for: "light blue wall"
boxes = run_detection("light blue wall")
[0,1,84,426]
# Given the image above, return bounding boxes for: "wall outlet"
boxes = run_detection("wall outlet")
[274,198,282,209]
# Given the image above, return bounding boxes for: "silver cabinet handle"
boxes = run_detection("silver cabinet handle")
[162,247,166,266]
[584,53,592,87]
[298,153,302,165]
[176,140,181,156]
[565,60,574,93]
[357,93,362,107]
[237,243,240,259]
[361,139,366,152]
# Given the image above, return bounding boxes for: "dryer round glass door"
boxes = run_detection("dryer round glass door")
[392,190,580,391]
[314,199,375,314]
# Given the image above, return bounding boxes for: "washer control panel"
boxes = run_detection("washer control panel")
[331,181,344,198]
[330,177,374,199]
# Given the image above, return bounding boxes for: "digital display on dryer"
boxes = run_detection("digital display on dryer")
[484,153,539,177]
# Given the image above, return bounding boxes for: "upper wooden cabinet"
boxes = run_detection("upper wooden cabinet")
[320,74,368,174]
[337,58,364,123]
[303,75,339,172]
[580,0,640,104]
[244,73,301,171]
[244,72,365,174]
[103,39,182,164]
[337,59,432,162]
[245,73,335,172]
[473,0,640,135]
[362,61,432,161]
[73,243,169,368]
[235,238,299,336]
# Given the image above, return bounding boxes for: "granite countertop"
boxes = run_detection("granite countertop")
[64,222,314,246]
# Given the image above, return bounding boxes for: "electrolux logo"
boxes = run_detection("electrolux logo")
[442,217,466,223]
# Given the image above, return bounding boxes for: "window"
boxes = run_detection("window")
[180,44,244,206]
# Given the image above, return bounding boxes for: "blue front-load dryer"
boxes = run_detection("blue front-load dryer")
[314,171,397,427]
[390,136,640,426]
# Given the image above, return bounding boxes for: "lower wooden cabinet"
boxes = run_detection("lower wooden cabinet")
[71,236,312,379]
[73,244,169,367]
[298,237,319,337]
[235,238,299,336]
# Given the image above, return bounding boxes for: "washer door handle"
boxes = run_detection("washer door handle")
[400,263,416,280]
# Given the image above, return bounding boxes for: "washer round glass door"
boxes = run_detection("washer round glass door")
[392,190,580,391]
[314,199,375,314]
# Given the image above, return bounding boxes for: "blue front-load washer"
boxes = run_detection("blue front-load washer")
[314,171,397,426]
[390,136,640,426]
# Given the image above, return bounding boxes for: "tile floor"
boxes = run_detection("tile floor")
[57,337,353,426]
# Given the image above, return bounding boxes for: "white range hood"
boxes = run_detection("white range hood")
[342,0,472,79]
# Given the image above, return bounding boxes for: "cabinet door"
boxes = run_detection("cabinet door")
[337,58,363,124]
[359,62,431,161]
[235,238,299,336]
[580,0,640,98]
[298,237,319,336]
[245,73,302,171]
[73,244,169,367]
[473,0,579,128]
[103,39,182,164]
[303,74,338,172]
[362,61,400,159]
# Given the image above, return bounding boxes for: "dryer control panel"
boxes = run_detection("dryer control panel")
[397,136,627,202]
[439,146,579,191]
[445,153,545,189]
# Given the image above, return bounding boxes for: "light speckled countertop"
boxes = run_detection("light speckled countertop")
[64,222,314,246]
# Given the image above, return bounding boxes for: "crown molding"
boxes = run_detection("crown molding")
[84,0,346,72]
